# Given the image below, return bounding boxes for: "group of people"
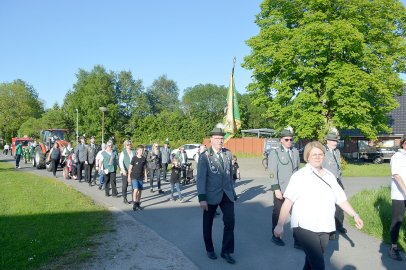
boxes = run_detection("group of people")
[196,126,365,268]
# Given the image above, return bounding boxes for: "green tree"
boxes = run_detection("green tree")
[238,93,273,131]
[146,75,180,114]
[62,65,119,142]
[243,0,406,140]
[0,79,44,141]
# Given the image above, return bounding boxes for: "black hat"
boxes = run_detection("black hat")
[210,127,226,136]
[280,129,293,138]
[326,132,340,141]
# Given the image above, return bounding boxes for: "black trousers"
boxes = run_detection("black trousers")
[121,172,129,199]
[293,227,329,270]
[272,193,298,243]
[51,159,59,176]
[334,178,345,230]
[390,199,406,244]
[105,172,117,196]
[85,163,95,183]
[203,192,235,254]
[149,168,161,189]
[16,154,22,167]
[162,163,169,181]
[77,161,85,180]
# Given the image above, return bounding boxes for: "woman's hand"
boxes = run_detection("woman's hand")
[274,225,284,238]
[354,215,364,229]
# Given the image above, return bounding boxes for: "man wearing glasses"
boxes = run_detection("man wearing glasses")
[269,128,300,247]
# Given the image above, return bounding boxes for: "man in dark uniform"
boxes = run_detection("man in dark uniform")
[268,128,300,247]
[322,130,346,239]
[85,136,98,186]
[197,125,236,264]
[75,135,87,181]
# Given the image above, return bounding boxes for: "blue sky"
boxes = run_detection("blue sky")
[0,0,262,108]
[0,0,405,109]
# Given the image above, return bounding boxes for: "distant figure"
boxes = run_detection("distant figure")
[160,140,171,182]
[48,143,60,177]
[15,143,23,168]
[232,155,240,182]
[96,143,106,189]
[75,136,87,181]
[3,142,10,156]
[119,140,135,204]
[169,157,184,202]
[389,134,406,261]
[85,136,98,186]
[102,140,119,197]
[147,143,162,193]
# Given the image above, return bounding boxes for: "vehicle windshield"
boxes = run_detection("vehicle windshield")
[44,130,66,141]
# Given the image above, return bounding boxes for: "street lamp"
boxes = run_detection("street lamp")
[99,107,108,144]
[75,108,78,144]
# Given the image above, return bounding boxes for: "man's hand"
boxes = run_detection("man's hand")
[274,190,283,200]
[200,201,208,211]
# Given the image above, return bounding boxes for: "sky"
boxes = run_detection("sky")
[0,0,263,108]
[1,0,405,109]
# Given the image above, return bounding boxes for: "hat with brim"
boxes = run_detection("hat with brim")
[280,129,293,138]
[326,132,340,141]
[210,127,226,136]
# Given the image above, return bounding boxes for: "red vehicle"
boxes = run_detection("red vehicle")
[11,137,33,157]
[33,129,69,170]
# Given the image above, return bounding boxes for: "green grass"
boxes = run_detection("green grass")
[342,162,391,177]
[350,187,406,250]
[0,161,112,270]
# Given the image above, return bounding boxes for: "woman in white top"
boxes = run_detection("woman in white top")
[274,141,363,270]
[389,135,406,261]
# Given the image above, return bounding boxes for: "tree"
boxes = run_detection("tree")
[146,75,180,114]
[238,93,272,130]
[243,0,406,139]
[0,79,44,141]
[62,65,119,142]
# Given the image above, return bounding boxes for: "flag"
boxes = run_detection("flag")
[223,58,241,143]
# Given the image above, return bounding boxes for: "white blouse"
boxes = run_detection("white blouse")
[284,164,347,233]
[390,149,406,200]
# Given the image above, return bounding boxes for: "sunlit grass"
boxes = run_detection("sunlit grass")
[350,187,406,250]
[0,162,112,270]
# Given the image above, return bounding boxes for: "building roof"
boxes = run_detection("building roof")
[389,86,406,134]
[241,128,275,138]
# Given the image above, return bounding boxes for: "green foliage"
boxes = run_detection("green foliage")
[350,187,406,250]
[342,162,390,177]
[146,74,180,114]
[243,0,406,140]
[0,80,44,141]
[0,161,111,269]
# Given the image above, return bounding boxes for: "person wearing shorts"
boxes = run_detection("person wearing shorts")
[128,145,147,211]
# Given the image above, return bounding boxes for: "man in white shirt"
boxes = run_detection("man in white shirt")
[389,135,406,261]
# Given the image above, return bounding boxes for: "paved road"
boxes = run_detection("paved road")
[3,156,405,269]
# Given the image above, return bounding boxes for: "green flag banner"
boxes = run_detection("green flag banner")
[223,59,241,143]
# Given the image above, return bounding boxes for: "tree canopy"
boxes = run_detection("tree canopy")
[243,0,406,139]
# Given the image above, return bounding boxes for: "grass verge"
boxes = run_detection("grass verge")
[349,187,406,250]
[342,162,391,177]
[0,161,112,270]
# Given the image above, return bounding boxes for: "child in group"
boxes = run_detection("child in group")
[169,157,185,202]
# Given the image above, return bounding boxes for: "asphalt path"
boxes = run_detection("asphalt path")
[3,155,406,270]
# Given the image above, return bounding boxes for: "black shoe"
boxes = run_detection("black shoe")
[389,246,403,261]
[133,203,137,211]
[337,227,347,234]
[294,241,302,250]
[98,186,102,190]
[221,253,236,264]
[207,251,217,260]
[150,188,154,192]
[158,189,164,194]
[136,202,143,210]
[123,198,128,204]
[272,235,285,246]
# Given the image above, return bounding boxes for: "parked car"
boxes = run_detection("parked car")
[171,144,201,160]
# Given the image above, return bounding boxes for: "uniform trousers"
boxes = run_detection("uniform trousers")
[203,192,235,254]
[77,161,85,180]
[293,227,329,270]
[161,163,169,181]
[272,193,299,243]
[121,172,129,199]
[334,179,345,230]
[85,163,95,183]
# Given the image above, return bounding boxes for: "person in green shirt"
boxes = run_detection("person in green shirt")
[15,143,23,168]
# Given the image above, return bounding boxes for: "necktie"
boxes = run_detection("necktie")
[218,152,224,169]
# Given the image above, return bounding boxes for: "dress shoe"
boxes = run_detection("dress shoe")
[123,198,128,204]
[158,189,164,194]
[206,251,217,260]
[337,227,347,234]
[272,235,285,246]
[98,186,102,190]
[221,253,236,264]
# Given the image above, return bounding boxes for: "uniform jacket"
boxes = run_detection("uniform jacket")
[268,145,300,193]
[197,147,235,205]
[75,143,87,163]
[161,146,171,164]
[86,143,98,165]
[322,146,343,188]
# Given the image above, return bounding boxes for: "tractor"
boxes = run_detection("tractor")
[33,129,69,170]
